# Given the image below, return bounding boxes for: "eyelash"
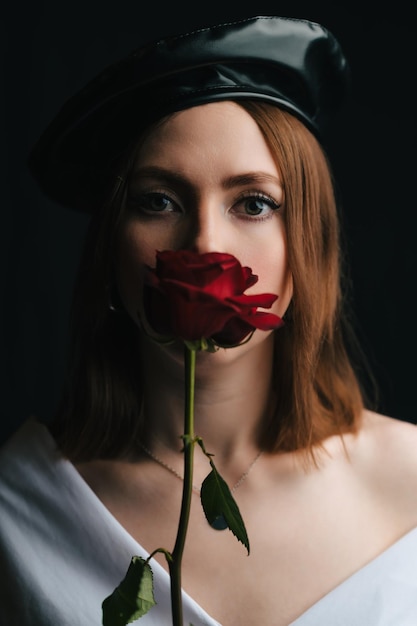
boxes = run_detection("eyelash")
[233,191,281,221]
[127,190,282,221]
[127,190,180,220]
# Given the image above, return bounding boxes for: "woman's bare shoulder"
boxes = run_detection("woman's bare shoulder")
[351,409,417,517]
[360,409,417,453]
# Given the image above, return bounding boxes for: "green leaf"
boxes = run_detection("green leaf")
[102,556,156,625]
[200,469,250,554]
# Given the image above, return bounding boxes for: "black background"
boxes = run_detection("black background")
[2,1,415,444]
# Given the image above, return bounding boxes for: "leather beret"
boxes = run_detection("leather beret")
[28,15,351,212]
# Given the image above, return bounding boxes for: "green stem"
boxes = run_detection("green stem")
[168,345,196,626]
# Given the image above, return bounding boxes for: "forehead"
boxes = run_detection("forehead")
[132,101,279,177]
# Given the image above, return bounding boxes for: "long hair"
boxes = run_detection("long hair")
[49,102,374,461]
[239,102,371,453]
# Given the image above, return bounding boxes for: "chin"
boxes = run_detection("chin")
[142,327,274,372]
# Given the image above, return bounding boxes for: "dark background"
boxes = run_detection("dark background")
[2,1,415,445]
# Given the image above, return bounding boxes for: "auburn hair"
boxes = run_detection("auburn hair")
[49,102,372,461]
[239,103,371,455]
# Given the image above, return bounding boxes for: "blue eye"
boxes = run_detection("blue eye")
[245,197,271,216]
[128,192,179,214]
[233,193,281,220]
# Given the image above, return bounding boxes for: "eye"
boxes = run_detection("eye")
[232,193,281,220]
[127,191,180,215]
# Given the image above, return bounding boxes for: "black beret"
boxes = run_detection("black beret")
[28,15,351,212]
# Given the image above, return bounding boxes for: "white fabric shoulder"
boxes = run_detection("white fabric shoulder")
[2,418,417,626]
[289,522,417,625]
[0,418,221,626]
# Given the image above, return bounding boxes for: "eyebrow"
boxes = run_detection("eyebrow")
[130,166,282,189]
[222,172,282,189]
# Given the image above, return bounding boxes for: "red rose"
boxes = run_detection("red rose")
[143,250,283,347]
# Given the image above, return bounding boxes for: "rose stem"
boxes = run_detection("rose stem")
[168,345,196,626]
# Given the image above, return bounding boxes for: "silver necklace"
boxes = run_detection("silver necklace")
[140,443,262,495]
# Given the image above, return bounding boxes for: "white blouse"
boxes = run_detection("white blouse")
[1,418,417,626]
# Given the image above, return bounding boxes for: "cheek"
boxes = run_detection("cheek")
[243,230,293,318]
[116,224,156,322]
[255,253,293,317]
[276,268,293,318]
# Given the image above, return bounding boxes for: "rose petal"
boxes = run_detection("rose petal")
[143,250,284,345]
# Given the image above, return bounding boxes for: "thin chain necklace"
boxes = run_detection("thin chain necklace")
[140,442,262,495]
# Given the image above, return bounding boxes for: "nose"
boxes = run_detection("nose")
[184,202,224,254]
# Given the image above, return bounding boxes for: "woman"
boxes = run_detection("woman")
[1,15,417,626]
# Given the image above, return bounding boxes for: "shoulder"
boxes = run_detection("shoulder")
[349,409,417,519]
[327,408,417,485]
[359,409,417,458]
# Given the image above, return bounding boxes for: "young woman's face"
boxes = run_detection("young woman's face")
[117,101,293,345]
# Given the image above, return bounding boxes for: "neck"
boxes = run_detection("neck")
[140,333,275,462]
